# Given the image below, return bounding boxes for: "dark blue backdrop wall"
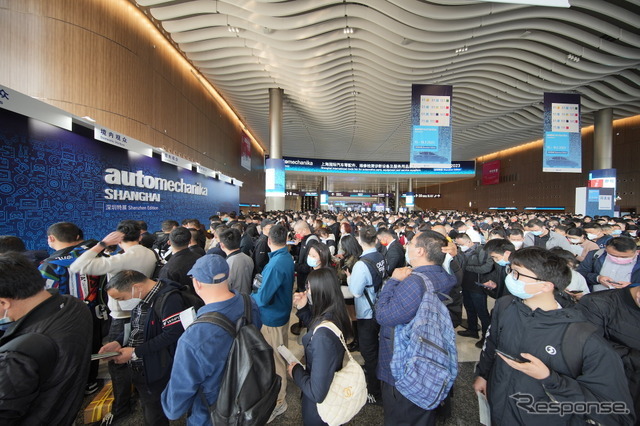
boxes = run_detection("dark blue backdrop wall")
[0,108,239,250]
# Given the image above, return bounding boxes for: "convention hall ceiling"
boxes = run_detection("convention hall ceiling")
[134,0,640,166]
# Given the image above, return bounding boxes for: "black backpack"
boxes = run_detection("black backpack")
[193,293,280,425]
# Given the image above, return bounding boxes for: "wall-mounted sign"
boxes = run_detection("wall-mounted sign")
[282,156,474,175]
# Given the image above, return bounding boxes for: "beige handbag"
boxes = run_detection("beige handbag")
[314,321,367,426]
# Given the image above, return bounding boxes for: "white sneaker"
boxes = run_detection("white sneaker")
[267,401,288,424]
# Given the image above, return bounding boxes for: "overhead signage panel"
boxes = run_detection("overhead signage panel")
[282,156,474,175]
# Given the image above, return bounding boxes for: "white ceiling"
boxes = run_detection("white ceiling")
[135,0,640,191]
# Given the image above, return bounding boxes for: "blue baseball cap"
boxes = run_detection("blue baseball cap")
[188,254,229,284]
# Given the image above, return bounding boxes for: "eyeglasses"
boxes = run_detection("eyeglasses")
[505,265,539,281]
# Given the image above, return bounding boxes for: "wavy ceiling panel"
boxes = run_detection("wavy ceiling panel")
[135,0,640,164]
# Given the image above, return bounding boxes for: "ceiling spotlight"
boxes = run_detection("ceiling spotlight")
[343,26,354,34]
[228,26,240,34]
[455,46,468,54]
[567,53,581,62]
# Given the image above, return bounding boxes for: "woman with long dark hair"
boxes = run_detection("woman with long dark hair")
[306,240,332,270]
[335,234,363,351]
[288,268,353,425]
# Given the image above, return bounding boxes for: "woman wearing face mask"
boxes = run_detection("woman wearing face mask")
[306,241,331,271]
[289,268,354,425]
[335,235,363,351]
[565,227,598,262]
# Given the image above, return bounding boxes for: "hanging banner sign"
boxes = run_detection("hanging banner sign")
[482,160,500,185]
[410,84,453,168]
[0,84,72,131]
[320,191,329,206]
[241,133,251,170]
[543,93,581,173]
[95,126,153,158]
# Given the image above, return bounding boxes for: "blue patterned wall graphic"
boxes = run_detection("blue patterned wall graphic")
[0,108,239,250]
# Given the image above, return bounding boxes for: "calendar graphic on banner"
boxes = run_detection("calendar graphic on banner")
[551,103,580,132]
[419,95,450,127]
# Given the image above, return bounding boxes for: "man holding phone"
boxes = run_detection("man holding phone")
[576,236,639,292]
[473,247,634,425]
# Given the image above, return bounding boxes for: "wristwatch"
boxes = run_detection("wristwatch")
[130,349,138,361]
[98,241,108,248]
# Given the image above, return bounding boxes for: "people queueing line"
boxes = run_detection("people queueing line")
[0,209,637,425]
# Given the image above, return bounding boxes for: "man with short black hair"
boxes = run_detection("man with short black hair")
[377,228,405,276]
[0,252,92,424]
[474,247,634,425]
[523,218,572,251]
[348,225,385,404]
[39,221,106,395]
[582,222,613,249]
[161,255,262,424]
[576,236,640,292]
[252,224,295,422]
[99,270,187,426]
[483,238,516,299]
[158,227,202,290]
[376,231,457,425]
[252,220,273,276]
[188,228,207,257]
[219,228,254,295]
[138,221,156,249]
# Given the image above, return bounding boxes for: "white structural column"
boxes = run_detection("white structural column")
[266,88,285,211]
[593,108,613,170]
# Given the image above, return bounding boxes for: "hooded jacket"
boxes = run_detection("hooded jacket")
[475,295,634,426]
[0,291,92,425]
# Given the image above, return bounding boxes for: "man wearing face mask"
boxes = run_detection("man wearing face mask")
[251,224,295,422]
[576,236,640,292]
[523,219,572,251]
[455,233,493,348]
[582,223,613,249]
[98,270,187,426]
[576,285,640,422]
[377,228,405,276]
[473,247,634,426]
[0,252,92,425]
[483,238,516,300]
[507,228,525,251]
[347,225,385,405]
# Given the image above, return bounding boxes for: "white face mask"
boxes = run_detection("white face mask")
[569,238,582,244]
[587,233,598,240]
[510,240,524,249]
[119,287,142,311]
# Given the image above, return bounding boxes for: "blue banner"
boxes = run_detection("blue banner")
[0,108,238,251]
[410,84,453,168]
[543,93,581,173]
[282,156,474,176]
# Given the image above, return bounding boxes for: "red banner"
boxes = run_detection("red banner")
[482,160,500,185]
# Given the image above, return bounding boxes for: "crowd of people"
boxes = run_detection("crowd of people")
[0,209,638,425]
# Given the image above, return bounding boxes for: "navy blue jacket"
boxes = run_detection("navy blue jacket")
[292,307,345,426]
[117,280,187,385]
[576,250,640,289]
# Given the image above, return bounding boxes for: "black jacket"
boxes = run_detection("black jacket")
[295,234,319,288]
[292,306,344,426]
[117,280,186,385]
[384,239,405,275]
[158,248,202,289]
[576,288,640,421]
[252,234,271,276]
[476,296,634,426]
[0,291,92,425]
[459,244,494,293]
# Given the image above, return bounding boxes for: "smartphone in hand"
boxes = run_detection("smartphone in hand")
[495,349,530,363]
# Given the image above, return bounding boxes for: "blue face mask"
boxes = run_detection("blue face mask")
[505,274,543,300]
[612,230,622,235]
[496,259,510,267]
[307,256,319,268]
[531,230,543,236]
[0,311,14,331]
